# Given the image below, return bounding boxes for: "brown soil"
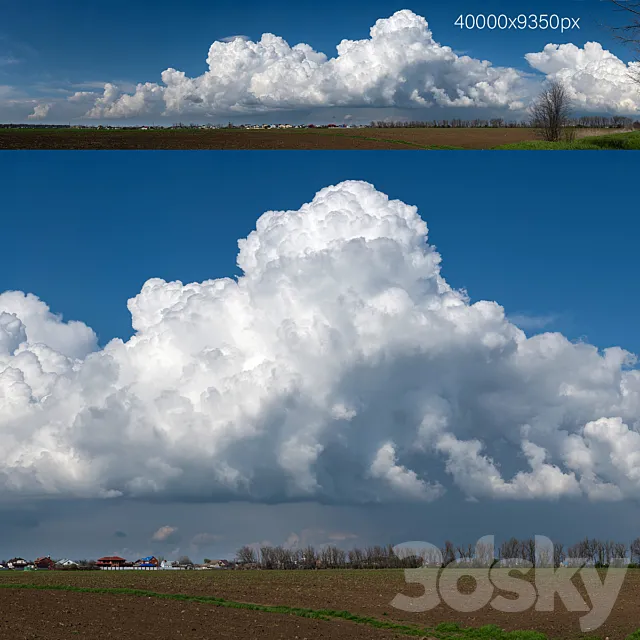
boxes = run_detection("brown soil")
[0,128,537,150]
[330,127,539,149]
[1,569,638,639]
[0,589,405,640]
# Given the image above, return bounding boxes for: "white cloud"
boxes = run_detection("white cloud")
[508,312,557,331]
[60,10,639,120]
[220,35,250,43]
[2,181,640,505]
[83,10,531,119]
[152,525,178,541]
[526,42,640,114]
[370,442,444,501]
[85,82,165,119]
[27,102,51,120]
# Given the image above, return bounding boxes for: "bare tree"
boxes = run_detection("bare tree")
[348,547,364,569]
[236,545,257,565]
[457,544,474,561]
[499,537,521,564]
[475,541,495,568]
[301,545,318,569]
[441,540,456,567]
[259,546,276,569]
[553,543,565,569]
[530,80,573,142]
[523,538,537,567]
[630,538,640,564]
[610,1,640,84]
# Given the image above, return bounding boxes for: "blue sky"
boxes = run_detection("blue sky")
[1,0,638,123]
[2,0,628,86]
[2,151,638,352]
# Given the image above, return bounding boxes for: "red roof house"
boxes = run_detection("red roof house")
[96,556,127,568]
[34,556,56,570]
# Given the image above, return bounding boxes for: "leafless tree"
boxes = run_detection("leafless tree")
[610,1,640,84]
[320,545,346,569]
[348,547,364,569]
[523,538,537,567]
[536,544,554,568]
[631,538,640,564]
[457,544,474,560]
[259,546,276,569]
[499,537,521,564]
[553,543,565,569]
[236,545,257,565]
[441,540,456,567]
[301,545,318,569]
[474,541,495,568]
[530,80,573,142]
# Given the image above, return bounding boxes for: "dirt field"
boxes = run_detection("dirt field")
[1,569,639,639]
[0,588,406,640]
[0,127,540,150]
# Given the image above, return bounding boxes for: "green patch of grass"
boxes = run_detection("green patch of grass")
[496,131,640,150]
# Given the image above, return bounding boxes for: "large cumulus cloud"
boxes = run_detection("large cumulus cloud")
[2,181,640,506]
[70,9,640,120]
[84,10,531,118]
[526,41,640,113]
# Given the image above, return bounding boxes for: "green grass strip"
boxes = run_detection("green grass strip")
[1,582,639,640]
[495,131,640,150]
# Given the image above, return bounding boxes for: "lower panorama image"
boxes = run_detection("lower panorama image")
[0,151,639,639]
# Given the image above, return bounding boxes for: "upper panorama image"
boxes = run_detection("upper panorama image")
[0,0,639,149]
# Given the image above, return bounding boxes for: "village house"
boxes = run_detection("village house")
[203,559,230,569]
[34,556,56,570]
[6,558,28,570]
[56,559,79,568]
[133,556,159,569]
[96,556,127,569]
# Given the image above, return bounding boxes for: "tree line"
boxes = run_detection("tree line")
[236,536,640,570]
[368,116,638,130]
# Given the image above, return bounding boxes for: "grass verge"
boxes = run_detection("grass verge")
[496,131,640,150]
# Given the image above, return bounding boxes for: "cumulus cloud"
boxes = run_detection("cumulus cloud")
[2,181,640,506]
[85,82,165,119]
[526,42,640,113]
[55,9,638,121]
[370,442,444,501]
[83,10,530,119]
[152,525,179,542]
[27,103,51,120]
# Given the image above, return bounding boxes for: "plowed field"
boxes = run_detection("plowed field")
[0,128,540,149]
[1,569,639,639]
